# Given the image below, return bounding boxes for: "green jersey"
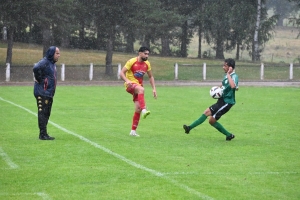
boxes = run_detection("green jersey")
[221,72,239,105]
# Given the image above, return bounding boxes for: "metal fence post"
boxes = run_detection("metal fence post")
[203,63,206,80]
[61,64,65,81]
[260,63,264,80]
[117,63,121,80]
[289,63,293,80]
[5,63,10,82]
[174,63,178,80]
[89,63,93,81]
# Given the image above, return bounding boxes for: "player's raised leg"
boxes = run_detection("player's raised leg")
[135,86,150,119]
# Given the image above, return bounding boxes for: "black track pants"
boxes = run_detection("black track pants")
[35,96,53,135]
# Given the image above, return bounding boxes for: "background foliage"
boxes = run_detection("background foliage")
[0,0,299,64]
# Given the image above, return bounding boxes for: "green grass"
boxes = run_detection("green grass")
[0,86,299,200]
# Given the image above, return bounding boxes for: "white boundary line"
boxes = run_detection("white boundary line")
[0,97,214,200]
[35,192,51,200]
[0,192,50,200]
[163,171,298,175]
[0,146,19,169]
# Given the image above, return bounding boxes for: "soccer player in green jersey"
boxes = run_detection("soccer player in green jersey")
[183,58,239,141]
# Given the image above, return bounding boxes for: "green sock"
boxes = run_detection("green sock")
[212,122,231,136]
[189,114,207,129]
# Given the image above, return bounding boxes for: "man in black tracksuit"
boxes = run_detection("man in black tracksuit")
[33,46,60,140]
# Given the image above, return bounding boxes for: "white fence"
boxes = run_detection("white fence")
[5,63,122,82]
[5,63,10,81]
[174,62,295,80]
[4,62,298,82]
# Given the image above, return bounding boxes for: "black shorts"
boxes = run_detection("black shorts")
[209,98,233,120]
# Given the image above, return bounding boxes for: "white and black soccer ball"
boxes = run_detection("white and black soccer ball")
[209,86,223,99]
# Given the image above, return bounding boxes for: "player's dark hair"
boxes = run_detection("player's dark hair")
[225,58,235,69]
[138,46,150,53]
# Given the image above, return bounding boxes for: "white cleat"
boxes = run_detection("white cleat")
[130,130,140,137]
[141,109,151,119]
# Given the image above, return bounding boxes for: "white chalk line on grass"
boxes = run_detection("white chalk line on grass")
[163,171,299,175]
[0,146,19,169]
[0,97,214,200]
[0,192,51,200]
[35,192,51,200]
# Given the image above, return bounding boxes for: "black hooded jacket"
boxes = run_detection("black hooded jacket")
[33,46,57,98]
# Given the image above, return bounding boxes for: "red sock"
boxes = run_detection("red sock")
[131,112,140,130]
[138,93,146,110]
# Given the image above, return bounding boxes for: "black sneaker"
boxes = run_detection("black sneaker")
[39,133,55,140]
[183,125,190,134]
[226,134,235,141]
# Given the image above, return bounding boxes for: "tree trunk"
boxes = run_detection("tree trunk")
[141,34,151,49]
[198,25,202,58]
[6,26,14,64]
[277,15,284,26]
[42,24,51,57]
[253,0,261,61]
[61,35,70,48]
[236,42,240,60]
[125,32,134,53]
[215,37,224,59]
[105,27,115,76]
[180,20,188,57]
[96,27,102,50]
[79,19,85,47]
[161,35,170,56]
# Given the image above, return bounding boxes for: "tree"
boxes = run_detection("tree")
[202,0,233,59]
[0,0,32,64]
[252,0,278,61]
[253,0,262,61]
[74,0,88,48]
[143,0,183,56]
[230,1,257,60]
[288,0,300,37]
[28,0,76,56]
[0,0,283,64]
[170,0,198,57]
[266,0,294,26]
[193,0,205,58]
[90,0,132,76]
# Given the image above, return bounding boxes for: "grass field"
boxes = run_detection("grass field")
[0,86,299,200]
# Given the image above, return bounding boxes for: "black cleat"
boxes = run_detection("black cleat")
[226,134,235,141]
[183,125,190,134]
[39,134,55,140]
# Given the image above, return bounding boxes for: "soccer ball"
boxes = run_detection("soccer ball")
[210,86,223,99]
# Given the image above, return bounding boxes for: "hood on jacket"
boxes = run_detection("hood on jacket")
[45,46,57,63]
